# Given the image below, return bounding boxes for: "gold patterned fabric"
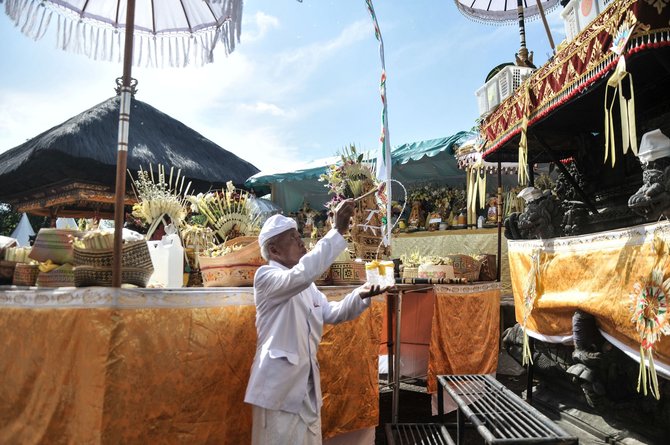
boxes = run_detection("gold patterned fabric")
[426,283,501,393]
[0,287,383,444]
[508,222,670,366]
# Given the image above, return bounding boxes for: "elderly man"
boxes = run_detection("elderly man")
[245,199,390,445]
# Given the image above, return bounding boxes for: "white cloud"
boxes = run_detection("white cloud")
[275,20,371,78]
[194,122,301,173]
[243,12,280,43]
[237,102,290,117]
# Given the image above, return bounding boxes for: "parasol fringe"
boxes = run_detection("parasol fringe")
[454,0,561,27]
[4,0,244,68]
[36,6,51,40]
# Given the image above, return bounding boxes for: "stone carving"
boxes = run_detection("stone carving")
[629,129,670,220]
[504,188,563,240]
[566,310,607,407]
[628,157,670,220]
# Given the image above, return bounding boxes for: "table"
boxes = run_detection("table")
[386,283,502,424]
[0,286,383,444]
[437,374,578,445]
[393,229,511,295]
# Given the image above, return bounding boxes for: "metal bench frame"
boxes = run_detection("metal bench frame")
[437,374,579,444]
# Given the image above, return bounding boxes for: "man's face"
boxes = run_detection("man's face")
[269,228,307,268]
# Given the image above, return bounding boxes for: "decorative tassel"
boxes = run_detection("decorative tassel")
[522,326,533,366]
[518,84,531,186]
[604,56,637,167]
[637,347,661,399]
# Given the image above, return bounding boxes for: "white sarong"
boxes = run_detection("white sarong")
[251,403,322,445]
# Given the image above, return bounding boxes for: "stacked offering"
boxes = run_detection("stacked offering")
[29,228,82,287]
[72,230,153,287]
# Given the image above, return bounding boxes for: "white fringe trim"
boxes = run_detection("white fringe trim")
[4,0,244,68]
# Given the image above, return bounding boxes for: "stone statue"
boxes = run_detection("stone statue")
[504,187,563,240]
[628,129,670,220]
[566,310,607,407]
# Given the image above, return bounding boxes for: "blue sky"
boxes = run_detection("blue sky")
[0,0,566,174]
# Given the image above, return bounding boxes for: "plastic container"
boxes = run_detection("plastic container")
[148,234,184,288]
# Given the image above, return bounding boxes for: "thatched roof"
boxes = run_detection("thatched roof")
[0,96,259,218]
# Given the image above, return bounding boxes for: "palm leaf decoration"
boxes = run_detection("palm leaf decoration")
[195,182,261,242]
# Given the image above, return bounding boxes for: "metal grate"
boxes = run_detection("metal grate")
[438,374,578,444]
[386,423,455,445]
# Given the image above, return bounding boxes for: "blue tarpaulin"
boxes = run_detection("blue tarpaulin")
[245,132,474,212]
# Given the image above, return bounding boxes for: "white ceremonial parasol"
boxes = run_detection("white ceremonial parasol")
[454,0,560,67]
[2,0,244,286]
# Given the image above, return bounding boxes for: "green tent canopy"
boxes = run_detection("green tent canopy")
[245,132,474,212]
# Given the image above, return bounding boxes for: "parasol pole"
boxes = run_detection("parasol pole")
[515,0,534,68]
[535,0,556,53]
[112,0,137,288]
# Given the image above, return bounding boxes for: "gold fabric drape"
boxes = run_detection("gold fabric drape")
[0,287,383,444]
[508,222,670,366]
[426,283,501,393]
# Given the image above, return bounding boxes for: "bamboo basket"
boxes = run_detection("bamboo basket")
[73,266,153,288]
[73,240,153,269]
[315,268,332,286]
[199,237,266,287]
[13,263,39,286]
[445,254,483,282]
[37,266,75,287]
[330,261,365,285]
[401,266,419,280]
[0,260,17,284]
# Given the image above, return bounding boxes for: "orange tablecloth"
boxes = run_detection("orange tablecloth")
[427,283,501,392]
[0,287,383,444]
[378,283,501,394]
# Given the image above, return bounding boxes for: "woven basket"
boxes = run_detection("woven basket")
[74,240,153,269]
[0,260,17,284]
[199,237,265,287]
[73,266,153,288]
[330,261,365,285]
[315,268,332,286]
[13,263,40,286]
[37,266,75,287]
[418,264,455,280]
[30,228,82,264]
[446,255,483,282]
[401,266,419,280]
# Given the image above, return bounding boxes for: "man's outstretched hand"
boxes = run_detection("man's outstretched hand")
[333,199,355,235]
[359,283,394,299]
